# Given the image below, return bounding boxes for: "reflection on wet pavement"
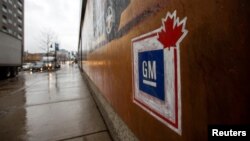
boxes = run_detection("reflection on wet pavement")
[0,64,112,141]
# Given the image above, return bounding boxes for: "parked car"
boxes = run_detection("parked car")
[22,63,34,71]
[32,62,44,72]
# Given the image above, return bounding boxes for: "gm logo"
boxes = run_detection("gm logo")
[138,49,165,101]
[132,11,188,134]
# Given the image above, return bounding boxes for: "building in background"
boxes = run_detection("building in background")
[56,49,71,63]
[23,52,43,63]
[0,0,23,40]
[0,0,24,78]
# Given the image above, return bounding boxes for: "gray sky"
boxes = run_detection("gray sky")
[24,0,81,53]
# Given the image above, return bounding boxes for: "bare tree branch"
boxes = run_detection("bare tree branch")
[38,28,58,53]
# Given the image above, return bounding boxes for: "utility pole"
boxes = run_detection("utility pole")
[55,43,59,68]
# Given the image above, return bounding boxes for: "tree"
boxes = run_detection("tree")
[38,29,58,54]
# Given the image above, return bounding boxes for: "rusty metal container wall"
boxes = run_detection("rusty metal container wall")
[78,0,249,140]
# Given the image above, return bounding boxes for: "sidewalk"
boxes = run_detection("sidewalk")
[0,64,112,141]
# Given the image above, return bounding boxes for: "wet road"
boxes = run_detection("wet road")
[0,64,112,141]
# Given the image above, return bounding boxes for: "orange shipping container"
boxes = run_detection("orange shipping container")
[78,0,249,140]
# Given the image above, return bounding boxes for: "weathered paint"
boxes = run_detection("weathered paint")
[78,0,250,140]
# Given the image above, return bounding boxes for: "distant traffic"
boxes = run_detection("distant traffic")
[22,56,61,72]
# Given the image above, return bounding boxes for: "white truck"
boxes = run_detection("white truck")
[0,32,22,79]
[42,56,60,71]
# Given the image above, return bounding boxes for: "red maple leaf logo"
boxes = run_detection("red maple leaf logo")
[158,12,187,49]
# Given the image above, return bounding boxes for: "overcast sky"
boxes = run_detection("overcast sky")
[24,0,81,53]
